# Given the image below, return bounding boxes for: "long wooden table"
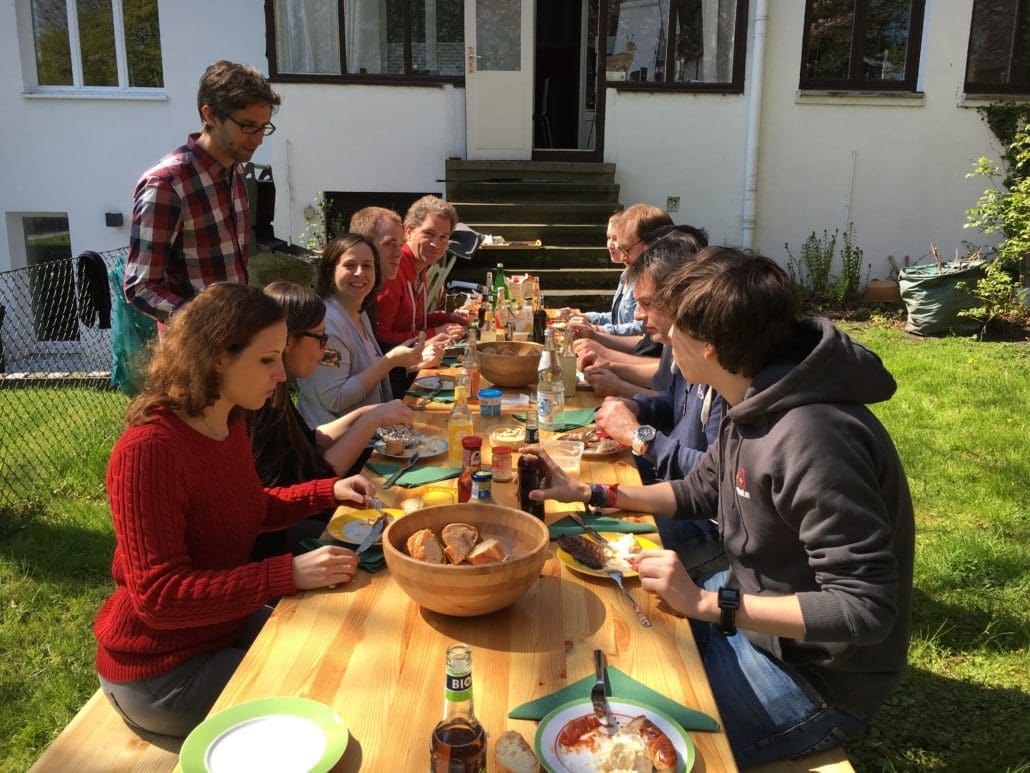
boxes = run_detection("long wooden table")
[207,370,739,772]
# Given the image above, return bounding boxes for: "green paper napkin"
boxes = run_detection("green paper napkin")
[549,514,657,538]
[405,389,456,404]
[440,357,462,367]
[508,666,720,732]
[299,538,386,573]
[365,461,461,487]
[512,408,596,431]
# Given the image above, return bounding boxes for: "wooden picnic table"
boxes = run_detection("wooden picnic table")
[206,364,740,771]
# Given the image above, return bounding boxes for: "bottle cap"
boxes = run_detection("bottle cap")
[478,388,502,399]
[471,470,492,482]
[461,435,483,449]
[492,445,512,456]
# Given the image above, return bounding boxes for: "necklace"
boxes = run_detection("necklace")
[198,411,230,440]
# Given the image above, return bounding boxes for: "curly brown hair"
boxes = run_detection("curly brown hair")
[197,60,281,130]
[403,195,458,231]
[125,283,285,427]
[314,233,382,314]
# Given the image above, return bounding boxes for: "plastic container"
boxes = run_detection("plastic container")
[543,440,585,476]
[478,388,503,417]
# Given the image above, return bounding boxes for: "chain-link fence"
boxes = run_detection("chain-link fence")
[1,248,130,509]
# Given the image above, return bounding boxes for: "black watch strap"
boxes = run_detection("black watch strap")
[718,586,740,636]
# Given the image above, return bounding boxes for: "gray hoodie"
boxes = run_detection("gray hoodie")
[671,317,914,712]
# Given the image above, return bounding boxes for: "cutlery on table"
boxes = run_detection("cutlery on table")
[415,388,442,409]
[608,568,652,628]
[569,510,611,546]
[380,451,420,490]
[355,497,389,554]
[591,649,619,728]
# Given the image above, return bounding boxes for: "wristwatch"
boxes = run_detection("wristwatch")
[718,587,740,636]
[631,424,657,456]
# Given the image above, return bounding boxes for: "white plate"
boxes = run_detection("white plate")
[412,375,456,391]
[372,435,448,459]
[535,698,694,773]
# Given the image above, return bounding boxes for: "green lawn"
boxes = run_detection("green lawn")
[1,324,1027,772]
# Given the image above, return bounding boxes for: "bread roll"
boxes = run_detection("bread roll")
[442,522,480,564]
[495,730,540,773]
[467,537,507,565]
[406,529,445,564]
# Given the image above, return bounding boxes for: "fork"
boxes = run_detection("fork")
[365,495,386,515]
[608,569,652,628]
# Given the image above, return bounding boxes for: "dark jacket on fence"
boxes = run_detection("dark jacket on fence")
[77,251,112,329]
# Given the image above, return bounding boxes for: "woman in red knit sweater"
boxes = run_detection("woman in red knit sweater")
[94,282,375,737]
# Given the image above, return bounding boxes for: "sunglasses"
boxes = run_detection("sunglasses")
[299,331,330,348]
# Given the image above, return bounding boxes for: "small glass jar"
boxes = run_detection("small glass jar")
[478,388,503,417]
[471,470,494,502]
[491,446,513,482]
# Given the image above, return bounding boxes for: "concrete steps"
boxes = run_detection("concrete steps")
[446,159,621,314]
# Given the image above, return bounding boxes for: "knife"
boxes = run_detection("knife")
[568,511,611,546]
[591,649,618,728]
[415,387,442,409]
[381,450,421,490]
[355,514,388,554]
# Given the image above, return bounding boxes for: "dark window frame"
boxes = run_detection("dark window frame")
[605,0,750,94]
[964,0,1030,94]
[799,0,925,92]
[264,0,465,87]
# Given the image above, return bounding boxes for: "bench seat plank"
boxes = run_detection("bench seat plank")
[745,747,855,772]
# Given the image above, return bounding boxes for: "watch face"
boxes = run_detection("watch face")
[635,425,657,443]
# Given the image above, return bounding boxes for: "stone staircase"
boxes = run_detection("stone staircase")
[444,160,621,312]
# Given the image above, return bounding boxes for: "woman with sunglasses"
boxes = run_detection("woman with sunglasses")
[297,233,434,427]
[248,281,413,558]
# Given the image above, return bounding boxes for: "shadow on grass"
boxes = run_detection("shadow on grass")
[847,665,1030,772]
[910,587,1030,656]
[0,504,114,592]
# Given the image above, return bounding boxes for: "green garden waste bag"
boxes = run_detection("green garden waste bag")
[899,261,985,336]
[108,252,157,395]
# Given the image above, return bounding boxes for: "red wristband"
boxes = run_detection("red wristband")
[605,484,619,509]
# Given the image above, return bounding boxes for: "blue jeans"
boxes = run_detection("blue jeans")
[692,571,874,768]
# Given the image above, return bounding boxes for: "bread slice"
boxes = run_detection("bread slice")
[466,537,508,565]
[406,529,445,564]
[495,730,540,773]
[442,522,480,564]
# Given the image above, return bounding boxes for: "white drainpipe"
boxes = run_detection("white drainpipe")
[741,0,769,250]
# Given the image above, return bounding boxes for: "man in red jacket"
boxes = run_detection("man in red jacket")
[375,195,467,348]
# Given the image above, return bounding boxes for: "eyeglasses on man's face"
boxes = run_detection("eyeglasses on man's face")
[221,112,276,136]
[617,240,642,259]
[299,331,330,348]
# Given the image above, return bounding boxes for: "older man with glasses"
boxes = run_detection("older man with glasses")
[124,61,281,324]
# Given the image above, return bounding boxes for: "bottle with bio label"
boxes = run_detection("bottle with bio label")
[536,328,565,429]
[525,396,540,445]
[430,643,486,772]
[447,374,474,468]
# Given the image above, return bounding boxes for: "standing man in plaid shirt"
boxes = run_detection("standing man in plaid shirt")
[124,61,281,323]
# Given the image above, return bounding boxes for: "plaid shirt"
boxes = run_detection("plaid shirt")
[124,133,250,321]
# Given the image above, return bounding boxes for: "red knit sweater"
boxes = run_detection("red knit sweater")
[94,409,339,682]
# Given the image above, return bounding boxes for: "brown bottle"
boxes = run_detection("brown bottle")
[430,643,486,772]
[518,454,545,520]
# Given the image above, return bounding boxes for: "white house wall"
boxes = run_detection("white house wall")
[0,0,269,271]
[606,1,1003,277]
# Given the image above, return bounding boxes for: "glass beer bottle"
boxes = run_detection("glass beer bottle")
[430,643,486,772]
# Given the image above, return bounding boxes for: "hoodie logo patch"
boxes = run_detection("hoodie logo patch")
[735,467,751,499]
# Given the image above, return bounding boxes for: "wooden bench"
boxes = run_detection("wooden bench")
[746,747,855,772]
[32,688,853,772]
[30,689,181,772]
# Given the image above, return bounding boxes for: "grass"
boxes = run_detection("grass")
[1,325,1028,771]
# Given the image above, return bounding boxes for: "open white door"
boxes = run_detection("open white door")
[464,0,534,160]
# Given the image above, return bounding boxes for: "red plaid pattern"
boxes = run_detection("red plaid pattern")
[124,134,250,321]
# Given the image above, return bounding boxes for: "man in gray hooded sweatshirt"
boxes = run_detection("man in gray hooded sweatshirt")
[529,247,914,768]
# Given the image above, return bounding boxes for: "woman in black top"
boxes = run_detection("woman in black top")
[249,281,413,558]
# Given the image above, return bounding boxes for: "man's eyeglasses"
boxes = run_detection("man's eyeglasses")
[299,331,330,348]
[221,113,277,136]
[617,240,642,259]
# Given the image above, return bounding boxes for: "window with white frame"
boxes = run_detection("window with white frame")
[28,0,163,90]
[269,0,465,82]
[603,0,749,92]
[799,0,925,92]
[965,0,1030,94]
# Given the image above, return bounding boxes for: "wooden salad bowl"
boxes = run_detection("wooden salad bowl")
[477,340,544,388]
[382,503,549,616]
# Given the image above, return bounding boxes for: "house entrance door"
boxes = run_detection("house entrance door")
[464,0,534,160]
